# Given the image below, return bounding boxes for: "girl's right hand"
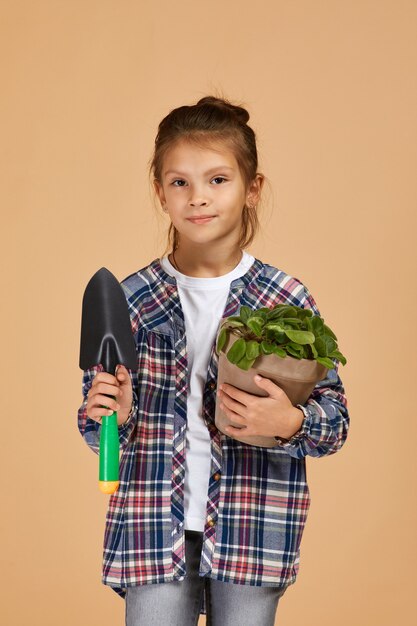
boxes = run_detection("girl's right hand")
[86,365,133,426]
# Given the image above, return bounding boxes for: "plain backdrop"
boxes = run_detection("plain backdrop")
[2,1,416,625]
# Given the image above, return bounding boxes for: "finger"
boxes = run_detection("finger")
[220,402,247,424]
[92,381,123,397]
[116,366,133,387]
[224,424,250,437]
[91,394,121,412]
[87,414,102,424]
[87,407,114,421]
[116,364,128,379]
[220,395,248,418]
[91,372,118,386]
[220,384,251,407]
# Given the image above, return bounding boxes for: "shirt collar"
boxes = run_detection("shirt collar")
[149,255,265,289]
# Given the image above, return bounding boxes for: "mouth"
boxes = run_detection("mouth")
[187,216,216,224]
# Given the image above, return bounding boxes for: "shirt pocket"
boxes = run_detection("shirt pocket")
[134,327,176,446]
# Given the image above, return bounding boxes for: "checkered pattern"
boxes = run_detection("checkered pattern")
[77,257,349,614]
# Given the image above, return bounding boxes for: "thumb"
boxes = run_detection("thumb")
[116,365,132,393]
[116,364,128,378]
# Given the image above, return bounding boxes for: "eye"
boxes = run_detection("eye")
[171,176,227,186]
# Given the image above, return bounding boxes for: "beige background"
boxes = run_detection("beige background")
[2,1,416,624]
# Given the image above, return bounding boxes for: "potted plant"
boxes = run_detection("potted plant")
[214,304,347,447]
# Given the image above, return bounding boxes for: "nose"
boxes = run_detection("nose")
[189,197,207,207]
[188,184,208,207]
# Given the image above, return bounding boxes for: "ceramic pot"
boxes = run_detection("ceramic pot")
[215,329,328,447]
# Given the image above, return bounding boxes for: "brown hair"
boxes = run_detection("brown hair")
[148,95,267,257]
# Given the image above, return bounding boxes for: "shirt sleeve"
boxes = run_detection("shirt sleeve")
[77,363,139,455]
[279,283,350,459]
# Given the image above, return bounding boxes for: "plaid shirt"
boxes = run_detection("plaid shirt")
[77,256,349,613]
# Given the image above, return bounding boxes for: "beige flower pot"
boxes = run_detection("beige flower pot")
[215,328,329,447]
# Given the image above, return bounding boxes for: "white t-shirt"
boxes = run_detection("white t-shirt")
[160,250,255,531]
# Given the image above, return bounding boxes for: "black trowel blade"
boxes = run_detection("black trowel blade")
[79,267,137,374]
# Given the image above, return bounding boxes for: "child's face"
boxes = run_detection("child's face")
[154,140,259,249]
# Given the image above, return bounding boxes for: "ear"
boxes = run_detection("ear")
[246,173,265,207]
[153,179,166,207]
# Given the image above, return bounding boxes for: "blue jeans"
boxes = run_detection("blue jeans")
[125,530,287,625]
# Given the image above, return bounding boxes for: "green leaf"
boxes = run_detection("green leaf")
[264,322,286,333]
[216,328,227,353]
[246,340,261,360]
[226,338,246,364]
[269,331,287,344]
[271,345,287,358]
[297,309,313,319]
[328,349,347,365]
[314,336,327,356]
[246,316,264,336]
[281,306,303,317]
[239,306,252,323]
[288,342,303,352]
[257,307,271,320]
[316,356,335,369]
[268,305,295,319]
[285,345,303,359]
[260,341,275,355]
[236,356,257,370]
[264,328,274,342]
[314,335,337,356]
[324,335,337,354]
[311,316,325,334]
[225,320,245,328]
[284,329,315,344]
[300,345,310,359]
[323,323,338,340]
[281,318,303,327]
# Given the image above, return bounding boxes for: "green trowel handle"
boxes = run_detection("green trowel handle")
[99,404,120,493]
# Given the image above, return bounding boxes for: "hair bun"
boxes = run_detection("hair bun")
[196,96,250,124]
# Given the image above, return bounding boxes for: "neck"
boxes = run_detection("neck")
[169,247,243,278]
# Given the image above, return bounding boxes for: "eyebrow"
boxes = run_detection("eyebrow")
[164,165,235,177]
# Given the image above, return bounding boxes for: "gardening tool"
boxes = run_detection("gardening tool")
[79,267,137,494]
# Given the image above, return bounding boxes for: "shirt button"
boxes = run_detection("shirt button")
[208,381,216,390]
[207,519,215,527]
[213,473,221,481]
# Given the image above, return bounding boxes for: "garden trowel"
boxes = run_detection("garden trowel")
[79,267,137,494]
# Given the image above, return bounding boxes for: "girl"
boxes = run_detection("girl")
[78,96,349,626]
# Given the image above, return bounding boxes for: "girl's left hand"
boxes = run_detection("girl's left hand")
[217,375,304,439]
